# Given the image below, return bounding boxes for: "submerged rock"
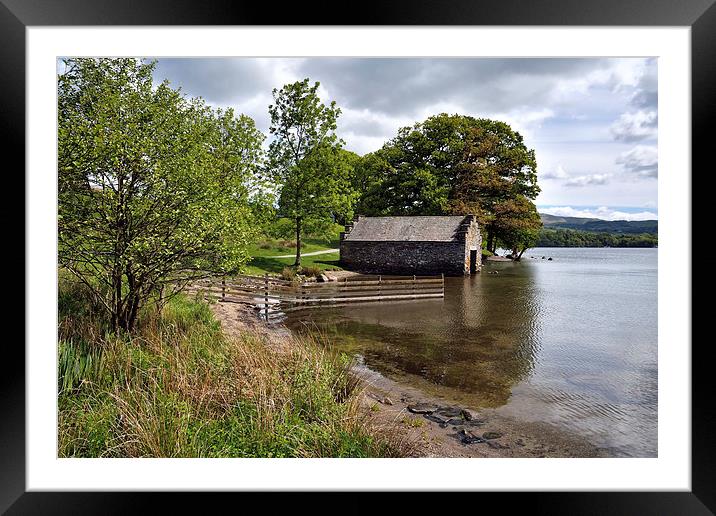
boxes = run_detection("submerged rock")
[423,414,450,427]
[460,409,474,421]
[435,406,463,418]
[482,431,503,440]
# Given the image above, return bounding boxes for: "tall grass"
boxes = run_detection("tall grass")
[58,275,410,458]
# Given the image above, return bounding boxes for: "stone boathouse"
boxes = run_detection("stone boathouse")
[339,215,481,276]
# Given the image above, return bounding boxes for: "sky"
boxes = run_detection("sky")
[151,57,658,221]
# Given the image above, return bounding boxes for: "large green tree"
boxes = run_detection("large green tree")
[267,79,356,266]
[58,58,264,332]
[491,197,542,259]
[354,113,540,253]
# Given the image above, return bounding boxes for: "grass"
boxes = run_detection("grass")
[244,252,342,276]
[58,275,411,458]
[243,231,344,276]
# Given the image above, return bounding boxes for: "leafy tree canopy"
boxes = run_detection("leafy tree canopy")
[267,79,357,265]
[353,113,541,253]
[58,58,265,331]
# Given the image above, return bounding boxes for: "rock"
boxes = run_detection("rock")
[407,403,438,414]
[542,256,546,259]
[458,429,485,445]
[547,257,553,261]
[487,440,508,449]
[482,431,503,440]
[317,273,330,283]
[516,438,525,447]
[460,409,474,421]
[382,397,394,406]
[446,418,464,426]
[423,414,450,426]
[435,406,463,418]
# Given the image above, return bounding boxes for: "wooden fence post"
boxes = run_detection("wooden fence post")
[264,273,269,321]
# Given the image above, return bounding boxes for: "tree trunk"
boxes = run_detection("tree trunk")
[516,247,527,261]
[294,216,302,267]
[487,232,496,254]
[112,271,123,334]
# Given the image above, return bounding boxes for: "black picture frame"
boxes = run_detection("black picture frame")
[6,0,713,512]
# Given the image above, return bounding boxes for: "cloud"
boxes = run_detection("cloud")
[629,58,658,109]
[145,56,657,208]
[564,174,611,187]
[153,57,302,106]
[540,206,658,221]
[610,110,657,142]
[541,164,569,180]
[298,58,602,118]
[616,145,658,178]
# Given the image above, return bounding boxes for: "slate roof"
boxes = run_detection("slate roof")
[343,216,470,242]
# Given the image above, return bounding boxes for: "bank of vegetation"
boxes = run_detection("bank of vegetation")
[58,273,407,457]
[537,228,658,248]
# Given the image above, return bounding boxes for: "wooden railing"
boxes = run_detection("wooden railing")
[186,273,445,322]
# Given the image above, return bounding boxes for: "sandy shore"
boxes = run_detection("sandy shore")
[209,299,606,458]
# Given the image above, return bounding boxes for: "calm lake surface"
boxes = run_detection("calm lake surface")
[284,247,657,457]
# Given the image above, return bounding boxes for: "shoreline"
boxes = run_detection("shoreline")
[210,300,607,458]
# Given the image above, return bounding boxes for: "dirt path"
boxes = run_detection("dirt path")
[266,248,339,258]
[209,299,606,458]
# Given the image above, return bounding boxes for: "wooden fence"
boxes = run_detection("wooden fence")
[186,273,445,322]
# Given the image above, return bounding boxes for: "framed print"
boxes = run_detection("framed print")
[7,0,714,512]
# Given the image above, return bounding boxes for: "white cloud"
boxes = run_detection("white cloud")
[564,174,610,187]
[540,206,658,221]
[610,110,657,142]
[616,145,658,178]
[541,164,569,180]
[147,56,658,208]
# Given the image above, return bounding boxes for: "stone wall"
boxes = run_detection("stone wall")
[339,214,482,276]
[340,240,468,276]
[459,216,482,273]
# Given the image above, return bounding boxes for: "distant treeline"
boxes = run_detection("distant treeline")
[537,228,658,248]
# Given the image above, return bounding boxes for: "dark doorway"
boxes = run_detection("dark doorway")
[469,249,478,274]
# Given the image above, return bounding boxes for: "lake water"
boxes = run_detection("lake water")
[284,247,657,457]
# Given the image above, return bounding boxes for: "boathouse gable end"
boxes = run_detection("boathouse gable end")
[339,215,481,276]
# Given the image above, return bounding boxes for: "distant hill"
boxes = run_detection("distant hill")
[540,213,658,235]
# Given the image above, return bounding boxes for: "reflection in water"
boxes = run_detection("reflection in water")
[285,248,657,457]
[288,266,541,407]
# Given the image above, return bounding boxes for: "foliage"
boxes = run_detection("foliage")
[58,58,264,331]
[267,79,357,266]
[58,278,409,458]
[537,228,658,247]
[541,214,658,235]
[352,114,539,253]
[492,198,543,259]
